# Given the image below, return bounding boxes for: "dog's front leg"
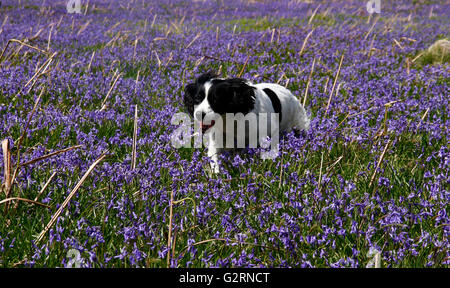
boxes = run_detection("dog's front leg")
[207,136,221,174]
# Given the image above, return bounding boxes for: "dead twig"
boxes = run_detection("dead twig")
[167,190,174,267]
[303,57,316,106]
[34,172,57,202]
[20,145,82,167]
[0,197,50,209]
[36,152,108,243]
[369,139,391,187]
[0,39,50,65]
[100,71,122,110]
[131,105,138,170]
[325,52,344,115]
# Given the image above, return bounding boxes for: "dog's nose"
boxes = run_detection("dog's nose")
[195,111,206,122]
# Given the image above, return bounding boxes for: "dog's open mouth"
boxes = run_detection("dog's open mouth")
[200,120,215,133]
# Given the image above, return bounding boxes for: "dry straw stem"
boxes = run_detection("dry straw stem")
[393,38,404,50]
[325,52,344,115]
[131,105,138,170]
[412,52,424,63]
[416,107,430,132]
[326,155,343,173]
[278,157,284,189]
[369,139,392,187]
[270,28,275,43]
[88,51,95,71]
[100,71,122,110]
[318,151,325,192]
[299,29,315,57]
[406,57,411,75]
[36,152,108,243]
[364,15,379,41]
[366,11,372,24]
[0,39,50,64]
[19,145,82,167]
[134,69,140,94]
[34,171,57,202]
[47,24,54,52]
[2,139,12,197]
[8,87,45,201]
[154,51,162,69]
[151,14,158,28]
[166,196,197,267]
[323,77,330,93]
[19,52,57,96]
[133,36,142,61]
[303,57,316,106]
[167,190,174,267]
[186,33,201,49]
[164,52,174,68]
[0,197,50,209]
[77,19,92,36]
[84,0,90,15]
[105,20,123,36]
[308,5,321,25]
[0,15,9,35]
[216,26,220,43]
[238,55,250,78]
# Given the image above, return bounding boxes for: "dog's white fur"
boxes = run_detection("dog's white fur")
[194,81,310,173]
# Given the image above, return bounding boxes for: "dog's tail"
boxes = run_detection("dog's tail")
[295,101,310,131]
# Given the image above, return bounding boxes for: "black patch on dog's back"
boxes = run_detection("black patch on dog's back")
[208,78,255,115]
[263,88,282,122]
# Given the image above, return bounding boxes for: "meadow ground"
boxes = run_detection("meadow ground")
[0,0,448,267]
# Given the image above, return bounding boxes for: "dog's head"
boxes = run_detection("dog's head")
[184,72,256,133]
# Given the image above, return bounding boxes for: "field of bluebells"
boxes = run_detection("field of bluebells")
[0,0,448,268]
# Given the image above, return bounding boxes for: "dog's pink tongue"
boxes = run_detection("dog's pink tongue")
[200,120,215,130]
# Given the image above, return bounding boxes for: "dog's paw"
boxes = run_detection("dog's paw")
[210,162,220,174]
[204,163,220,177]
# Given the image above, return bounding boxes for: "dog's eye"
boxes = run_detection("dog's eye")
[195,91,205,103]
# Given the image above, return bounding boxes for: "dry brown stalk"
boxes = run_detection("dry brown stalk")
[416,108,430,132]
[303,57,316,106]
[167,190,174,267]
[20,52,57,95]
[134,69,140,94]
[238,55,250,78]
[318,151,325,191]
[299,29,315,56]
[131,105,138,170]
[36,153,108,243]
[0,197,50,209]
[364,16,379,41]
[88,51,95,71]
[8,87,45,202]
[325,53,344,115]
[77,19,92,36]
[0,39,49,65]
[2,139,11,197]
[34,172,57,202]
[308,5,321,25]
[100,71,122,110]
[369,139,392,187]
[186,33,201,49]
[19,145,82,167]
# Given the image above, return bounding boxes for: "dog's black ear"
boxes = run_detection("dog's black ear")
[184,83,197,116]
[196,71,219,85]
[208,79,255,114]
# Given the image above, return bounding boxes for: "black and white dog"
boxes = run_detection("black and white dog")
[184,72,310,173]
